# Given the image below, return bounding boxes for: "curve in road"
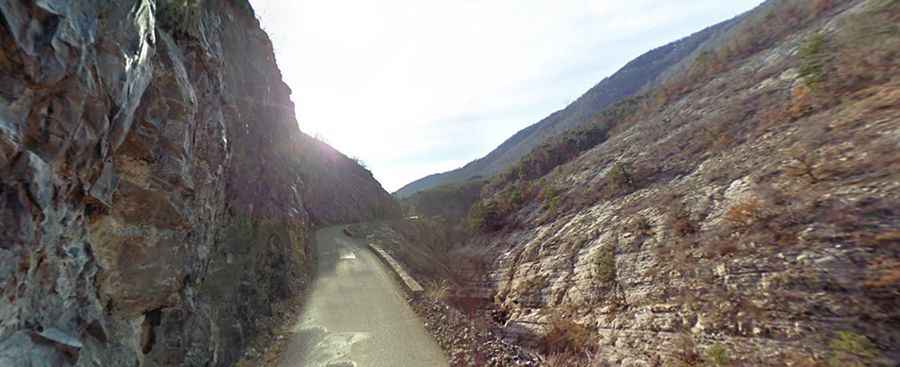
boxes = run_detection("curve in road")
[277,226,448,367]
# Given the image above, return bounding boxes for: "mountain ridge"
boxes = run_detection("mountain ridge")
[395,13,747,198]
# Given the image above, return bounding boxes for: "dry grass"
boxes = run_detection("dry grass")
[667,203,698,237]
[425,280,450,302]
[539,314,597,356]
[864,258,900,289]
[723,197,767,229]
[542,352,608,367]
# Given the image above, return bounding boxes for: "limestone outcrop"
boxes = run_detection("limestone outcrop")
[0,1,398,366]
[404,0,899,365]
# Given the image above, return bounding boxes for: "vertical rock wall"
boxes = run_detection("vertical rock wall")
[0,1,398,366]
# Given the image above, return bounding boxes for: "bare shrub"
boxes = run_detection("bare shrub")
[672,334,702,366]
[788,84,818,119]
[540,314,597,356]
[864,257,900,289]
[723,197,768,229]
[831,1,900,91]
[543,352,609,367]
[666,201,698,237]
[630,215,654,238]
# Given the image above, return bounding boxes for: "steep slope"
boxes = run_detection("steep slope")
[395,15,745,198]
[453,0,899,365]
[0,1,398,366]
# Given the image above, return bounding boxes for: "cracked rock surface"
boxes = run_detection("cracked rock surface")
[0,1,398,366]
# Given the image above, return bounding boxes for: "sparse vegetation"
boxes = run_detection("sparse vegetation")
[591,245,616,285]
[785,148,822,183]
[828,331,879,367]
[723,197,767,230]
[157,0,202,38]
[540,314,597,356]
[704,344,731,367]
[865,258,900,289]
[467,200,504,232]
[667,200,698,237]
[425,280,450,302]
[604,162,634,197]
[397,1,900,365]
[672,334,702,367]
[798,33,829,87]
[349,156,368,169]
[630,215,654,237]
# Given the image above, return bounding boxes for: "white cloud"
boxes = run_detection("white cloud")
[250,0,764,191]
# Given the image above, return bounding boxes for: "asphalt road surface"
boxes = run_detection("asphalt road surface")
[277,226,448,367]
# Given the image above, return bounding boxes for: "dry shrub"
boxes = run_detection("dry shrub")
[789,84,818,118]
[873,230,900,245]
[543,352,609,367]
[723,197,768,229]
[782,352,827,367]
[864,258,900,289]
[540,314,597,356]
[825,0,900,94]
[425,280,450,302]
[700,125,736,153]
[810,0,834,15]
[784,147,822,184]
[630,215,654,237]
[653,0,828,110]
[542,353,580,367]
[667,203,698,237]
[756,98,792,132]
[671,334,702,367]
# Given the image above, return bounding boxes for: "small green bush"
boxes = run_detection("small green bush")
[704,344,731,367]
[828,331,879,367]
[591,245,616,284]
[630,215,653,237]
[606,162,634,195]
[798,33,829,87]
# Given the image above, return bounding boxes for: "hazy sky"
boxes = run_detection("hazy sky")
[249,0,763,191]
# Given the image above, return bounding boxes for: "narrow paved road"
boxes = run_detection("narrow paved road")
[277,226,448,367]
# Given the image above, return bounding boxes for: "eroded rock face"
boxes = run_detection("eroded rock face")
[0,1,397,366]
[460,0,899,365]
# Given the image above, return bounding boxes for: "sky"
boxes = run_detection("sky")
[249,0,764,192]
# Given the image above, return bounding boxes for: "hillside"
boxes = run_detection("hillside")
[0,1,398,366]
[469,0,899,364]
[384,0,900,365]
[395,14,745,198]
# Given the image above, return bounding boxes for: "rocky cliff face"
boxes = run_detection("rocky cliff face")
[0,1,398,366]
[452,0,898,365]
